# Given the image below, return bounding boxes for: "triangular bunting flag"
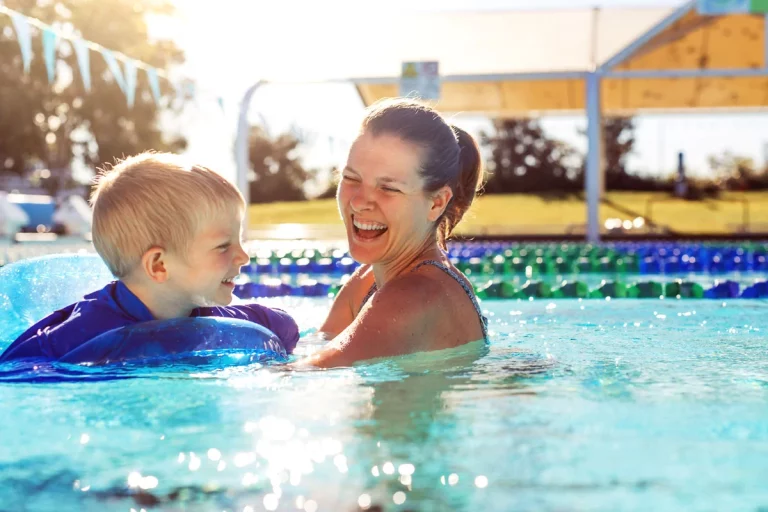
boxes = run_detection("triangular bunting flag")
[1,7,223,113]
[123,58,137,107]
[72,38,91,91]
[42,28,58,84]
[101,48,126,93]
[146,67,161,105]
[9,13,32,73]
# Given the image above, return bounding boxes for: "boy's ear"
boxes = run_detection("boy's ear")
[427,185,453,222]
[140,247,169,283]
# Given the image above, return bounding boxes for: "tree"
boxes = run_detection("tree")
[600,116,665,190]
[0,0,186,179]
[579,116,669,191]
[247,126,314,203]
[480,118,582,194]
[708,151,768,190]
[602,117,634,184]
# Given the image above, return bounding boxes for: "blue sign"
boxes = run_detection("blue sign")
[697,0,765,14]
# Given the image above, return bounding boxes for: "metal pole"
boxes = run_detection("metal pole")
[235,80,265,216]
[606,68,768,79]
[585,71,602,243]
[765,14,768,68]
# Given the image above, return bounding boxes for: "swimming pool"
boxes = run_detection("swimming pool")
[1,248,767,511]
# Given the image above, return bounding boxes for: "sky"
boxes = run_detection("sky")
[154,0,768,187]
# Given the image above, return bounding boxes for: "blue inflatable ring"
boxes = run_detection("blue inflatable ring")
[59,317,287,365]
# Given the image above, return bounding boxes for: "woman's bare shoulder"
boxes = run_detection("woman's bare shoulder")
[305,268,476,367]
[361,272,449,328]
[343,263,375,297]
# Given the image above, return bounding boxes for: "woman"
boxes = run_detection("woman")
[302,98,486,367]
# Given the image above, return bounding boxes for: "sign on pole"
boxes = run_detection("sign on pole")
[400,61,440,100]
[697,0,768,14]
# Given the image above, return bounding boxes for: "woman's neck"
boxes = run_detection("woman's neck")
[372,236,444,287]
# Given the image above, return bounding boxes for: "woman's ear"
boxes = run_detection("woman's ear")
[427,185,453,222]
[140,247,169,283]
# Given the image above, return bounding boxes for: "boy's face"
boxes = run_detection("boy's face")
[166,206,249,310]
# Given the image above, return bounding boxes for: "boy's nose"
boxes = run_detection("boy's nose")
[233,245,249,267]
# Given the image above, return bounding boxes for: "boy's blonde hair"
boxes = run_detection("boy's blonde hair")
[90,152,245,278]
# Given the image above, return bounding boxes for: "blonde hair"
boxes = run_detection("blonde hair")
[90,152,245,277]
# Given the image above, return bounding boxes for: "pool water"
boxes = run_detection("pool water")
[1,293,767,511]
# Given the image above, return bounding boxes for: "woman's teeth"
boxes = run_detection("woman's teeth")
[353,218,387,231]
[221,277,236,284]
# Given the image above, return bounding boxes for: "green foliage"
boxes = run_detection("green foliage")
[480,116,670,193]
[599,117,668,191]
[707,150,768,190]
[0,0,186,179]
[602,117,634,177]
[480,118,583,194]
[248,126,314,203]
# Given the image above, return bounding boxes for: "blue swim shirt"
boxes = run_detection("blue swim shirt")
[0,281,299,361]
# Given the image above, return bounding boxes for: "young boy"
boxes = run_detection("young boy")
[0,152,298,361]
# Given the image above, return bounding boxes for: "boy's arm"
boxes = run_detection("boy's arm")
[193,304,300,353]
[1,290,139,362]
[0,305,77,361]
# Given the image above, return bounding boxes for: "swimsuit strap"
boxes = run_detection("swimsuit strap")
[360,282,377,309]
[359,260,488,341]
[412,260,489,341]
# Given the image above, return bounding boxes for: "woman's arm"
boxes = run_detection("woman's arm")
[317,264,375,338]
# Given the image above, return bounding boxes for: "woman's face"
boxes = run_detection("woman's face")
[337,131,451,265]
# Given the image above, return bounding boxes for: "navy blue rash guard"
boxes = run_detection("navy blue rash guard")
[0,281,299,361]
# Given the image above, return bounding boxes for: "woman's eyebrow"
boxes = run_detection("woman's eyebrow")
[343,166,406,186]
[379,177,406,186]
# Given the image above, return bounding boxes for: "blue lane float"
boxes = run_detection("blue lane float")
[233,242,768,276]
[233,280,331,299]
[703,280,741,299]
[738,281,768,299]
[232,276,768,300]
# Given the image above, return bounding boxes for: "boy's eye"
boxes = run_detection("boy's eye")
[217,243,231,251]
[342,175,359,182]
[382,186,401,193]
